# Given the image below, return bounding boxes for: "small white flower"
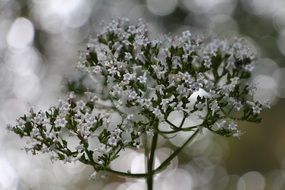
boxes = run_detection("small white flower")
[98,159,104,166]
[138,73,147,84]
[175,102,184,113]
[160,99,170,112]
[152,107,162,117]
[55,116,67,128]
[34,111,46,125]
[195,102,204,111]
[210,100,220,114]
[252,104,262,114]
[108,66,119,76]
[244,63,255,72]
[123,73,135,82]
[228,122,238,130]
[177,84,187,95]
[58,100,70,115]
[92,66,102,74]
[31,128,40,137]
[76,100,86,110]
[139,98,152,108]
[203,56,211,68]
[84,113,96,124]
[108,136,119,146]
[16,118,26,129]
[126,114,134,121]
[261,100,271,109]
[182,30,192,39]
[125,52,132,61]
[213,120,226,130]
[128,90,138,101]
[69,92,76,100]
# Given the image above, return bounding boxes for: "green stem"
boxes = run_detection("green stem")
[104,168,148,178]
[154,129,199,173]
[147,132,158,190]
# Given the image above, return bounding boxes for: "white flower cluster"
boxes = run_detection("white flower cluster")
[9,92,143,169]
[9,19,270,174]
[78,18,269,137]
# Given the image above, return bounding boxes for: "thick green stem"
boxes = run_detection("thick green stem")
[146,132,158,190]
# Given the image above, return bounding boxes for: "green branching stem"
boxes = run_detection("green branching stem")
[99,128,199,190]
[154,129,199,173]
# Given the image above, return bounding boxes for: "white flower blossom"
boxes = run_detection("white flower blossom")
[138,73,147,84]
[54,116,67,128]
[228,122,238,130]
[252,104,262,114]
[210,100,220,114]
[152,107,162,117]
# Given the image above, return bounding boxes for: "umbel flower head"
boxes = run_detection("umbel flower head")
[8,18,269,175]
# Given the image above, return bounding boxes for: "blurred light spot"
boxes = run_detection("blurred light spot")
[65,1,93,28]
[49,0,81,16]
[253,58,279,77]
[160,169,193,190]
[273,8,285,31]
[241,0,269,16]
[237,171,265,190]
[156,148,178,174]
[181,0,236,15]
[128,5,146,19]
[0,157,18,190]
[6,18,34,49]
[184,133,212,157]
[1,99,27,121]
[61,26,90,44]
[169,130,197,147]
[126,182,145,190]
[110,149,137,174]
[273,67,285,98]
[265,170,285,190]
[33,0,93,34]
[102,183,120,190]
[226,175,241,190]
[13,73,40,101]
[186,157,215,185]
[147,0,177,16]
[0,19,11,50]
[5,47,41,75]
[130,152,160,173]
[252,74,278,103]
[0,65,14,98]
[117,183,135,190]
[209,14,239,36]
[109,0,137,18]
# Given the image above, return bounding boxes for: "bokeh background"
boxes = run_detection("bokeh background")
[0,0,285,189]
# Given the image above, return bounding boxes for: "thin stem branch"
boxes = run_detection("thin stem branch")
[104,168,148,178]
[154,129,199,174]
